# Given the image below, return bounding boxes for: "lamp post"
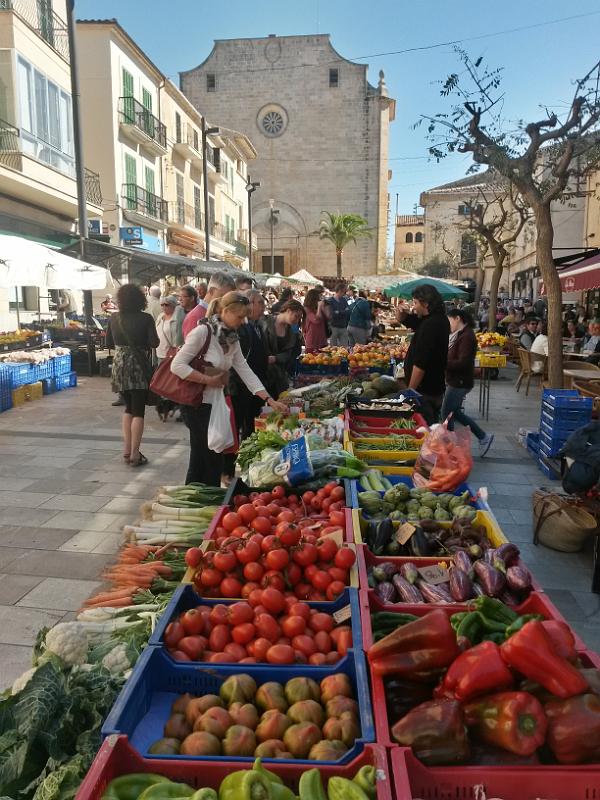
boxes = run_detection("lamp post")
[245,177,260,271]
[202,117,220,260]
[269,198,279,275]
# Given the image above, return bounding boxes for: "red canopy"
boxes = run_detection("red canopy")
[540,253,600,295]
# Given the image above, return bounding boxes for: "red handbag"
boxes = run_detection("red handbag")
[150,323,212,406]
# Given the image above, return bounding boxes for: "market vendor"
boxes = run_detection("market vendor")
[171,291,287,487]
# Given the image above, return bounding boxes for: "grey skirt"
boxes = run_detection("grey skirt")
[111,346,150,393]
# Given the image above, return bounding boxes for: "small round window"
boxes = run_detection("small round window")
[257,104,288,138]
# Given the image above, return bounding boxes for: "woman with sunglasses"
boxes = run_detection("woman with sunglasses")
[172,291,287,486]
[155,295,183,363]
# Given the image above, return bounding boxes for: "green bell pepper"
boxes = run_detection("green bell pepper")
[139,783,195,800]
[218,770,272,800]
[101,775,172,800]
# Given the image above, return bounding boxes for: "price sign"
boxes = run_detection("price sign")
[417,565,450,585]
[395,523,416,546]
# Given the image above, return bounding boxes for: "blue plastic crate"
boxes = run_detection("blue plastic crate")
[0,388,12,412]
[539,419,571,445]
[3,360,52,387]
[54,371,77,390]
[51,353,72,375]
[41,378,56,395]
[349,475,484,512]
[541,401,593,422]
[540,406,591,432]
[102,646,374,765]
[538,435,564,458]
[297,360,349,375]
[526,431,540,456]
[538,453,561,480]
[542,389,593,410]
[149,585,363,657]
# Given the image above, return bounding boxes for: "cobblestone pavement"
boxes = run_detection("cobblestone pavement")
[0,367,597,688]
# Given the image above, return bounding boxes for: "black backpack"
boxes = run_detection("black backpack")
[560,421,600,494]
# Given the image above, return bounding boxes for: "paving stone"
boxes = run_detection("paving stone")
[92,533,123,554]
[100,497,146,514]
[0,547,30,570]
[0,526,74,550]
[59,530,114,552]
[38,494,109,512]
[0,643,35,688]
[0,507,60,527]
[27,479,101,495]
[0,574,43,604]
[17,577,102,611]
[488,482,538,497]
[8,549,113,580]
[40,510,129,531]
[0,477,37,491]
[90,483,154,497]
[0,605,63,645]
[0,490,55,508]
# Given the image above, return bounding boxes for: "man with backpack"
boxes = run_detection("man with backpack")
[326,283,350,347]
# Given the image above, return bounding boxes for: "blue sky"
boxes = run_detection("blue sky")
[76,0,600,215]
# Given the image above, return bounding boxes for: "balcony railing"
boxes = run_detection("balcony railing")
[168,200,204,231]
[84,168,102,207]
[175,123,201,154]
[206,144,221,171]
[0,117,20,169]
[234,240,248,258]
[212,220,236,245]
[122,183,167,222]
[0,0,69,61]
[119,97,167,150]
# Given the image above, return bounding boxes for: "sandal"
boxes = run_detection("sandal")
[123,453,130,462]
[130,453,148,467]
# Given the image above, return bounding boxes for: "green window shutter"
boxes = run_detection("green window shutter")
[175,112,182,143]
[122,69,134,123]
[194,185,202,228]
[145,166,155,194]
[142,88,152,111]
[141,89,154,138]
[124,154,137,209]
[145,166,156,216]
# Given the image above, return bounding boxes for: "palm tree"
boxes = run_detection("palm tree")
[319,212,372,279]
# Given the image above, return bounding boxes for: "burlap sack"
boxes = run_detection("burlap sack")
[533,489,598,552]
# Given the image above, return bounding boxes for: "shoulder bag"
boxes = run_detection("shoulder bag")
[533,488,597,552]
[150,322,213,407]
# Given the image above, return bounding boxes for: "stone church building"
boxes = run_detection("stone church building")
[180,34,395,278]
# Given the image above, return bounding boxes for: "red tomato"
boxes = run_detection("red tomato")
[330,501,344,512]
[310,497,322,512]
[302,491,315,504]
[252,499,265,509]
[314,630,332,654]
[266,548,289,571]
[276,509,295,524]
[255,506,272,519]
[310,612,335,633]
[228,601,254,626]
[260,534,279,553]
[266,644,295,664]
[311,570,331,592]
[335,547,356,569]
[277,636,291,646]
[213,550,237,574]
[259,492,272,504]
[336,627,353,656]
[308,652,327,665]
[281,615,306,638]
[233,494,247,506]
[222,512,242,532]
[325,481,338,495]
[303,534,318,546]
[330,485,345,502]
[326,580,345,601]
[288,493,299,504]
[317,538,338,563]
[230,526,249,538]
[289,602,311,621]
[208,624,231,652]
[239,656,257,663]
[171,650,192,662]
[255,613,281,642]
[285,562,302,586]
[241,581,260,599]
[220,576,243,597]
[178,635,207,660]
[261,571,286,593]
[265,503,281,517]
[224,642,247,660]
[294,582,312,600]
[271,485,286,500]
[209,651,237,663]
[329,510,346,528]
[184,547,203,568]
[328,566,348,583]
[215,526,227,538]
[308,590,326,602]
[321,498,333,513]
[236,540,261,564]
[243,562,264,582]
[248,637,271,660]
[291,634,317,657]
[238,503,258,524]
[179,608,205,636]
[199,568,224,588]
[277,524,301,548]
[261,587,286,614]
[292,542,318,567]
[164,621,185,649]
[249,492,259,501]
[250,517,272,535]
[232,622,255,645]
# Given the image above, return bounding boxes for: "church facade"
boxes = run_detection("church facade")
[180,34,395,278]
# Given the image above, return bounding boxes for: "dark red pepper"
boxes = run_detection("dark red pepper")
[391,699,470,766]
[545,693,600,764]
[434,641,514,702]
[464,691,547,756]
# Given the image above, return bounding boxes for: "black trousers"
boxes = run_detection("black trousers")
[418,393,444,426]
[180,404,223,487]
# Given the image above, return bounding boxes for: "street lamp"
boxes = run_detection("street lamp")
[202,118,220,260]
[245,177,260,271]
[269,198,279,275]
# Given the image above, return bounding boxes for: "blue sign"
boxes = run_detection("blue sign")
[140,229,165,254]
[120,226,143,246]
[88,219,101,235]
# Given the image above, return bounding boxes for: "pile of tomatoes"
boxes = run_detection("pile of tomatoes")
[185,483,356,603]
[163,593,353,666]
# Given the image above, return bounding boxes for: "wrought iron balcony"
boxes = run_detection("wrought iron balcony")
[84,168,102,207]
[122,183,167,223]
[173,123,201,162]
[0,0,69,61]
[168,200,204,231]
[234,240,248,258]
[118,97,167,154]
[212,220,236,245]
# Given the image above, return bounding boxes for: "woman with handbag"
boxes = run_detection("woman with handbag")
[171,291,287,486]
[106,284,159,467]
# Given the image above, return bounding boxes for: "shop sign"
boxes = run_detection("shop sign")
[120,226,143,246]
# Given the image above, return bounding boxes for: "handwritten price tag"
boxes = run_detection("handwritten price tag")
[396,523,416,546]
[417,565,450,585]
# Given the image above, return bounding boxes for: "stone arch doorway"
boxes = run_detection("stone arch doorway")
[253,200,308,275]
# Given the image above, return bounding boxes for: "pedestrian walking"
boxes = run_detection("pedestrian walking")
[347,291,372,346]
[106,284,159,467]
[171,291,286,486]
[182,272,236,338]
[326,283,350,347]
[303,288,330,352]
[441,308,494,456]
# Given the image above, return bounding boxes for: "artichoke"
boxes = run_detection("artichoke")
[418,505,434,520]
[434,504,451,521]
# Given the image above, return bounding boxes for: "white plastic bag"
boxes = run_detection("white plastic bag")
[207,389,234,453]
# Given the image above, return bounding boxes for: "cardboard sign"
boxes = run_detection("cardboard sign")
[333,605,351,623]
[395,523,416,546]
[417,565,450,585]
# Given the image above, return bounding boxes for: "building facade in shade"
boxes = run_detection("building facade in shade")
[0,0,102,329]
[394,214,424,272]
[180,34,395,278]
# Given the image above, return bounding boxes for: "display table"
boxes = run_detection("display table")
[475,353,507,421]
[563,367,600,389]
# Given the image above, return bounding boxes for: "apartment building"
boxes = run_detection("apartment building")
[76,19,256,274]
[0,0,103,328]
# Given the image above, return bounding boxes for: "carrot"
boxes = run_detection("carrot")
[82,596,134,609]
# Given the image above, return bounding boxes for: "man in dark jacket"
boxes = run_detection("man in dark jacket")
[396,284,450,424]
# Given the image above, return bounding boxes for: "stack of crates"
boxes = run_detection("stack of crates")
[0,366,11,412]
[538,389,593,476]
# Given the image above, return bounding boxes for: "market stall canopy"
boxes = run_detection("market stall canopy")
[288,269,322,285]
[384,277,469,300]
[540,252,600,295]
[0,234,112,290]
[352,271,421,292]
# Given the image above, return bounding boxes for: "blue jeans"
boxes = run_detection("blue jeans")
[441,386,486,441]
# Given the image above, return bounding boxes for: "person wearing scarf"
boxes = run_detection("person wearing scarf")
[441,308,494,457]
[171,291,286,485]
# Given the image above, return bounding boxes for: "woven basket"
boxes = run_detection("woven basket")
[533,489,598,552]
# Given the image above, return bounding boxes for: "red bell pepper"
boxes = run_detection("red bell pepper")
[434,641,514,702]
[464,691,547,756]
[500,620,588,698]
[368,609,460,678]
[545,693,600,764]
[541,620,577,663]
[391,699,470,765]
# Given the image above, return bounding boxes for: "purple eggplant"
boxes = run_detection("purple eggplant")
[375,581,396,603]
[416,579,453,604]
[392,574,425,604]
[448,566,474,602]
[494,543,521,567]
[472,582,485,597]
[473,560,506,597]
[483,548,495,565]
[506,565,532,594]
[499,588,522,606]
[372,563,397,583]
[454,550,474,576]
[399,562,419,584]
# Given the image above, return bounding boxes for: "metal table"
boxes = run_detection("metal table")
[476,354,507,422]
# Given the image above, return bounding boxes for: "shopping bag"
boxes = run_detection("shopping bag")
[223,396,239,456]
[413,422,473,491]
[207,390,235,453]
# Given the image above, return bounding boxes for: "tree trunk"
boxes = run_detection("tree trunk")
[473,261,485,310]
[534,203,563,388]
[336,250,342,280]
[488,258,504,330]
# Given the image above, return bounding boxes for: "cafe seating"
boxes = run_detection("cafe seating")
[516,348,547,396]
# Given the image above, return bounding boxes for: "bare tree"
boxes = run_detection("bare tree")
[421,49,600,386]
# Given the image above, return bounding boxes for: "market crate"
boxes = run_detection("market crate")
[2,359,53,387]
[223,476,353,509]
[297,359,349,375]
[537,452,561,480]
[54,370,77,390]
[41,377,57,395]
[101,646,374,765]
[346,408,429,431]
[476,353,507,368]
[76,736,393,800]
[51,352,72,375]
[349,475,488,513]
[0,368,11,412]
[390,741,600,800]
[541,405,591,431]
[149,584,363,662]
[526,431,540,458]
[11,380,43,407]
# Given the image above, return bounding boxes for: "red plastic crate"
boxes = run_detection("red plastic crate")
[345,408,428,434]
[391,744,600,800]
[77,736,393,800]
